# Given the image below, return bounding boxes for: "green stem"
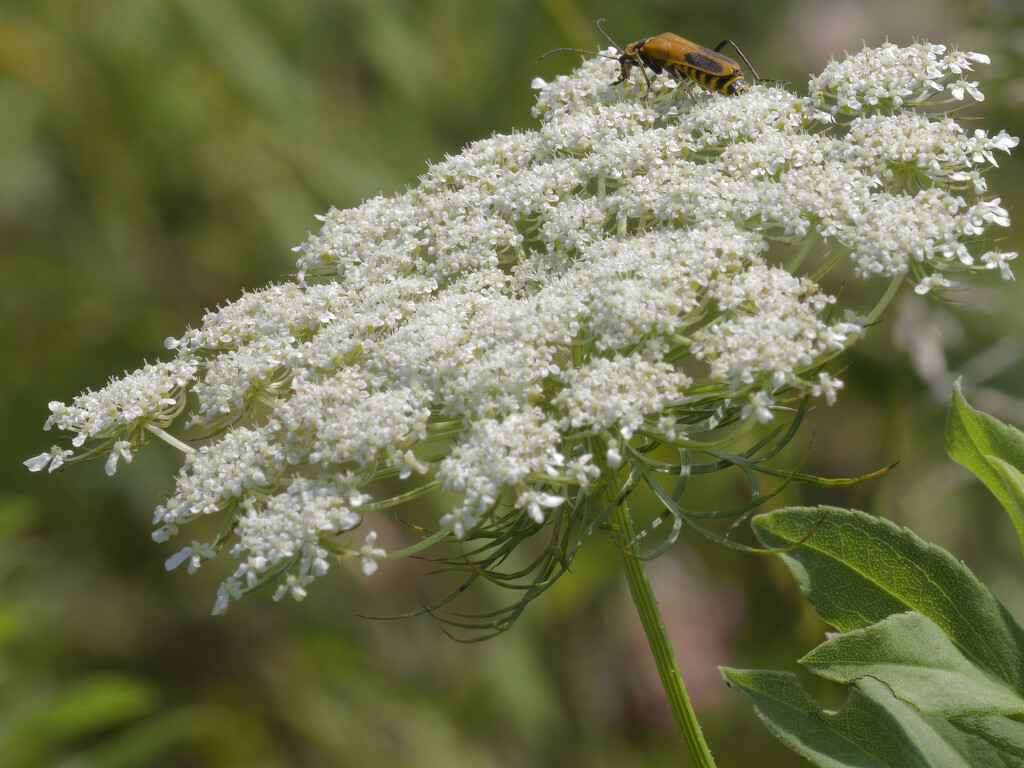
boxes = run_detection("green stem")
[612,501,717,767]
[145,423,196,455]
[865,274,903,326]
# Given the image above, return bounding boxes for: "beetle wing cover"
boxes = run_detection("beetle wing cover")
[683,48,730,75]
[647,33,740,75]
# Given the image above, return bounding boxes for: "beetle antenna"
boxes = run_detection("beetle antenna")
[536,47,619,64]
[594,18,625,54]
[712,39,790,86]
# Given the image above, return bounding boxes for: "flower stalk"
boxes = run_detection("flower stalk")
[614,498,717,766]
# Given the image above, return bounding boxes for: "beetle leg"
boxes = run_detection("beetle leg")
[665,67,697,100]
[611,55,633,86]
[610,54,657,100]
[632,52,663,100]
[636,60,655,99]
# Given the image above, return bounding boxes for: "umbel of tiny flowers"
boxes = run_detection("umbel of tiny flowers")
[28,42,1016,628]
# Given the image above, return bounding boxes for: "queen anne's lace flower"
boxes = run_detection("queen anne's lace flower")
[28,44,1016,614]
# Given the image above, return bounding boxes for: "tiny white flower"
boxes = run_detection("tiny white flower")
[24,446,72,473]
[989,130,1019,153]
[104,439,134,476]
[23,452,52,473]
[742,391,775,423]
[165,540,216,574]
[566,453,600,486]
[981,251,1017,281]
[811,373,844,406]
[914,273,957,294]
[359,531,387,575]
[440,508,470,540]
[515,489,566,524]
[606,445,623,468]
[273,573,310,602]
[949,79,983,101]
[396,449,429,479]
[152,523,177,543]
[212,576,244,615]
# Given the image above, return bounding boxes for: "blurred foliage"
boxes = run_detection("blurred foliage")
[3,0,1023,765]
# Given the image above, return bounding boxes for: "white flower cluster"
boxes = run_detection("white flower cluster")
[28,44,1016,612]
[808,42,992,112]
[41,360,197,454]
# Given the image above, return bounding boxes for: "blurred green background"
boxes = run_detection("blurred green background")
[3,0,1023,765]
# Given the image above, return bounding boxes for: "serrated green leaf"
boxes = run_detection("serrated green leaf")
[858,678,1022,768]
[802,611,1024,718]
[946,380,1024,555]
[752,506,1024,694]
[720,668,999,767]
[720,667,923,768]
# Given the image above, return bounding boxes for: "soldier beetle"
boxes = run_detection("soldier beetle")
[538,19,788,99]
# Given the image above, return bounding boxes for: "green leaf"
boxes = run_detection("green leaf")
[801,611,1024,718]
[988,456,1024,555]
[720,669,1012,767]
[857,678,1021,768]
[946,379,1024,554]
[752,506,1024,694]
[951,714,1024,761]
